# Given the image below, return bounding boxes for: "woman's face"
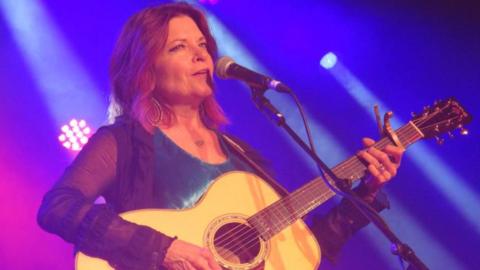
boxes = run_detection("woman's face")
[154,15,214,106]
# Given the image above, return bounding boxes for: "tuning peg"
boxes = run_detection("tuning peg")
[448,131,454,138]
[456,124,469,136]
[422,106,431,116]
[435,136,445,145]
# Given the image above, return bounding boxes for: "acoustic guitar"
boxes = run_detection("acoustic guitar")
[75,98,471,270]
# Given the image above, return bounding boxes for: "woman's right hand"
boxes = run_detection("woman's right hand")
[162,239,222,270]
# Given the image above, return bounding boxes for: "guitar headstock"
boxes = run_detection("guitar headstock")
[412,98,472,140]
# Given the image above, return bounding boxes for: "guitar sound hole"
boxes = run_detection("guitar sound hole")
[213,222,261,264]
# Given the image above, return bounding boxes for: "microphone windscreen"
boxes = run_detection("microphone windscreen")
[215,56,235,79]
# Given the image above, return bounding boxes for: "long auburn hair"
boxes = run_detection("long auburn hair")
[108,2,228,131]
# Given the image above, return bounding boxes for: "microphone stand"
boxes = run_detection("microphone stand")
[249,85,429,270]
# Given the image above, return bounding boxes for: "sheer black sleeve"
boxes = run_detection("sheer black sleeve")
[37,128,175,269]
[310,185,390,262]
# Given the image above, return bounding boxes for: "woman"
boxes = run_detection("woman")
[37,2,403,270]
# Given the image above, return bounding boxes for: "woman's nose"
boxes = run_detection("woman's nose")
[192,47,207,62]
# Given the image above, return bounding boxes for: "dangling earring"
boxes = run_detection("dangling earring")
[146,97,163,127]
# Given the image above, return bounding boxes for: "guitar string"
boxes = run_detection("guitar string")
[213,126,411,248]
[258,124,421,228]
[308,124,418,186]
[325,128,422,186]
[216,172,383,260]
[212,116,439,260]
[217,179,353,261]
[212,183,314,258]
[215,133,426,261]
[336,122,426,176]
[322,104,458,181]
[212,137,405,260]
[292,106,463,222]
[326,122,418,176]
[212,126,424,258]
[213,127,422,257]
[213,167,338,250]
[414,118,462,133]
[255,117,430,237]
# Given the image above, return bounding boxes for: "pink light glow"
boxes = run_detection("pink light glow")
[58,134,66,142]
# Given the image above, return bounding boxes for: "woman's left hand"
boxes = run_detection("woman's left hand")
[357,137,405,197]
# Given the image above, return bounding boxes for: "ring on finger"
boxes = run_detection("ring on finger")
[377,164,386,173]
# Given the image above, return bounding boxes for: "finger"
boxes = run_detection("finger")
[368,164,391,186]
[201,249,222,270]
[358,149,381,168]
[384,145,405,165]
[190,255,212,270]
[171,260,196,270]
[362,137,376,147]
[367,147,397,177]
[367,164,385,186]
[183,261,197,270]
[208,260,222,270]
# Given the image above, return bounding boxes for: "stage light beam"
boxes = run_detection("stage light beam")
[0,0,106,130]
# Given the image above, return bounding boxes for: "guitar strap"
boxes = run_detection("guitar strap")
[221,134,289,197]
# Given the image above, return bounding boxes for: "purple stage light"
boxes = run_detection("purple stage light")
[58,118,92,151]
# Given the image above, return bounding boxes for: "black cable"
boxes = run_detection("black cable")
[285,90,317,155]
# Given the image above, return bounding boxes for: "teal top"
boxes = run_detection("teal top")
[152,128,254,209]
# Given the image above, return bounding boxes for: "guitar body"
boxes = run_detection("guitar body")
[75,171,321,270]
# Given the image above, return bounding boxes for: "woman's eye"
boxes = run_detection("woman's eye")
[169,44,185,52]
[199,42,208,48]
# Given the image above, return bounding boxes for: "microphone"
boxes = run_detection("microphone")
[215,56,291,93]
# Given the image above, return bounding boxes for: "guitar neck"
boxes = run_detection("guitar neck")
[248,121,424,240]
